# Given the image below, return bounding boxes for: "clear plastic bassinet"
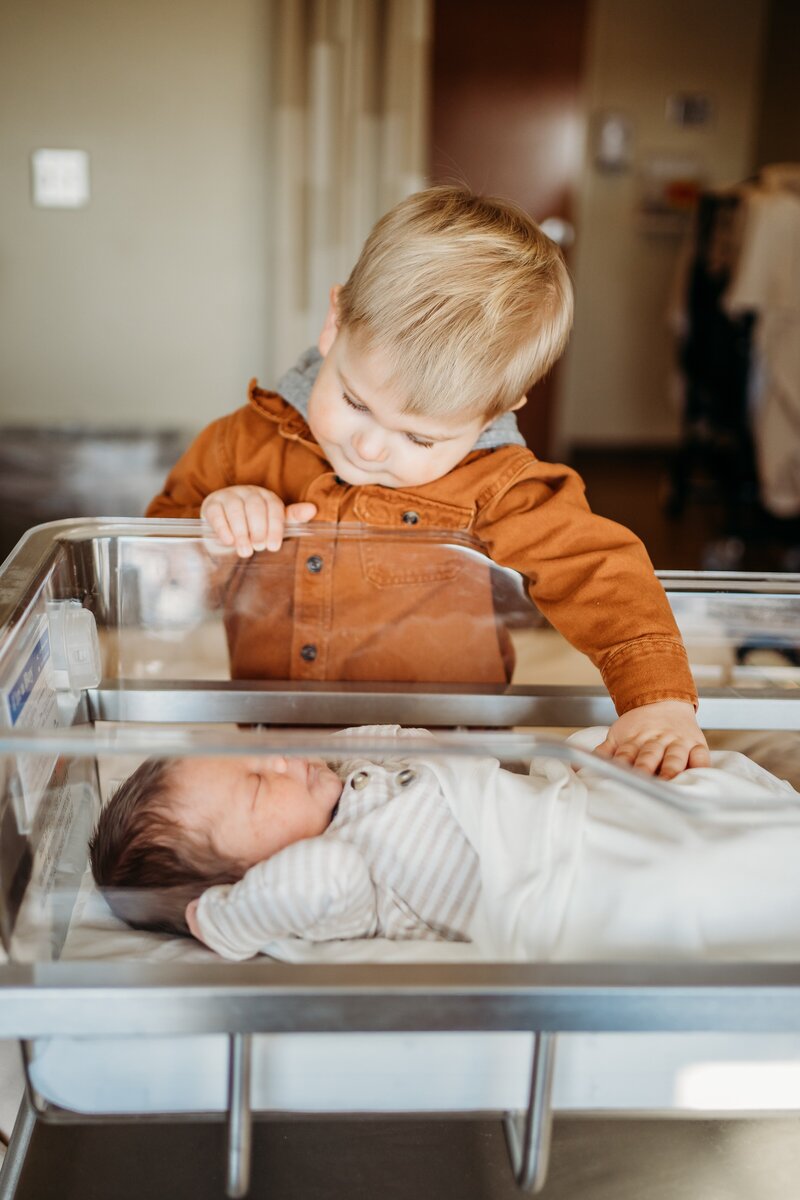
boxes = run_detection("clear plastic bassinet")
[2,518,800,1198]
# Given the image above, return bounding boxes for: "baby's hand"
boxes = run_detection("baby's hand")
[200,485,316,557]
[594,700,710,779]
[185,898,205,943]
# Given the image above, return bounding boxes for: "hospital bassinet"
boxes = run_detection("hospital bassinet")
[1,518,800,1198]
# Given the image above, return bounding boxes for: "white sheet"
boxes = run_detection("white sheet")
[436,729,800,963]
[30,873,800,1117]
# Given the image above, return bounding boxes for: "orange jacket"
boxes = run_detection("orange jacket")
[147,383,697,712]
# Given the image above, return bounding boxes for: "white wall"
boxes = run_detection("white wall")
[558,0,768,447]
[0,0,273,429]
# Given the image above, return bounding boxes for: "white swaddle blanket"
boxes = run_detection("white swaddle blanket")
[432,727,800,962]
[242,726,800,965]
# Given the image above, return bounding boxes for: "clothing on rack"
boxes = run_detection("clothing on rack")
[669,164,800,533]
[666,187,757,535]
[725,168,800,517]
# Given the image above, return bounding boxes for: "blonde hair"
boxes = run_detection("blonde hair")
[337,186,573,421]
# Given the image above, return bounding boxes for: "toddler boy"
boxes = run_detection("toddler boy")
[90,727,800,963]
[147,187,707,777]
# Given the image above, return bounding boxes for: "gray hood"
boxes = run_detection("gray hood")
[275,346,526,451]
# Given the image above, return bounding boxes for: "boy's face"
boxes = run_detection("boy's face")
[171,755,343,870]
[307,293,489,489]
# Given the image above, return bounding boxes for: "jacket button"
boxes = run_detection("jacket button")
[306,555,323,573]
[397,768,416,786]
[402,510,420,525]
[300,643,317,662]
[351,770,369,790]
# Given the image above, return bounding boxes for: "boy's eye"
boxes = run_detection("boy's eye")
[343,391,433,448]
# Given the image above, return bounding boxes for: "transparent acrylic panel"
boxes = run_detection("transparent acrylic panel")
[665,575,800,689]
[2,518,800,971]
[2,726,800,972]
[85,531,800,696]
[3,519,800,697]
[90,524,538,686]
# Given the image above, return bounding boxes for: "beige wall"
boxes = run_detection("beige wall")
[1,0,772,443]
[558,0,767,448]
[0,0,273,429]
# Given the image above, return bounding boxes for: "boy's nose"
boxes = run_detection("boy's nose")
[352,431,389,463]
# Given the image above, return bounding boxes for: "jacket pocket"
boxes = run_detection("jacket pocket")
[353,490,474,587]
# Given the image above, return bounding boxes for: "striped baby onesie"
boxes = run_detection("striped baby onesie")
[195,757,481,961]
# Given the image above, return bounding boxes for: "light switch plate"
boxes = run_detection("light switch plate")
[31,149,90,208]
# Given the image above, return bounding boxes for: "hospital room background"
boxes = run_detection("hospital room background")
[1,0,800,1196]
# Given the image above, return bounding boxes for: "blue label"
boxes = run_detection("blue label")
[7,628,50,725]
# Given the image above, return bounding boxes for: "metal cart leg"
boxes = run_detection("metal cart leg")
[503,1032,556,1193]
[226,1033,253,1199]
[0,1091,37,1200]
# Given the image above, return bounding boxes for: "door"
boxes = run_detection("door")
[430,0,588,458]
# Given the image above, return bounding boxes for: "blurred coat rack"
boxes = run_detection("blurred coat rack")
[668,164,800,567]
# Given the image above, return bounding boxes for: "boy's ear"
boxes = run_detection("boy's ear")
[480,393,528,431]
[317,285,342,357]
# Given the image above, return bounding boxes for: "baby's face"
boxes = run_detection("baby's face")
[307,323,487,489]
[170,755,343,869]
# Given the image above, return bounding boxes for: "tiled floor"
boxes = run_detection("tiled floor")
[8,1111,800,1199]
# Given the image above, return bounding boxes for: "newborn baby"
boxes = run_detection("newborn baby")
[90,726,800,963]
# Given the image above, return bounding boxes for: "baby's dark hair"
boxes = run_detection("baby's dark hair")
[89,758,240,938]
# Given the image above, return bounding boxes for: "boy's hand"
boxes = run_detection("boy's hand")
[200,486,317,557]
[594,700,710,779]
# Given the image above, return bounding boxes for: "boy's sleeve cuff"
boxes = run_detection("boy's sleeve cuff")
[600,636,698,716]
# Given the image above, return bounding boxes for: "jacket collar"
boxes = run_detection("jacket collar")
[247,379,313,441]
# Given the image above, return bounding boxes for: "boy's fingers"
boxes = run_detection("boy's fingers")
[593,737,615,759]
[225,499,256,558]
[688,743,712,769]
[201,499,235,546]
[657,741,692,780]
[285,501,318,523]
[244,493,270,552]
[263,493,287,552]
[631,740,667,774]
[610,740,639,766]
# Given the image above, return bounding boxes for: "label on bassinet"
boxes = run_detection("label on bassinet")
[1,613,60,825]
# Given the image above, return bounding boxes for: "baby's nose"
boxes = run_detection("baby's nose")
[254,754,287,773]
